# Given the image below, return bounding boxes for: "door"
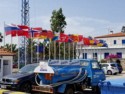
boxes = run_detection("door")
[91,61,106,86]
[3,60,10,76]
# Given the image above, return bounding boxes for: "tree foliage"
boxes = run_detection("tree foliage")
[50,8,67,33]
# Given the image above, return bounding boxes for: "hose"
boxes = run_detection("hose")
[35,67,87,87]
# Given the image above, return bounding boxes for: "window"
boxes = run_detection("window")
[101,64,108,68]
[80,61,89,66]
[83,53,87,59]
[122,39,125,45]
[104,53,109,59]
[114,40,116,44]
[117,52,122,58]
[92,61,100,69]
[93,53,97,59]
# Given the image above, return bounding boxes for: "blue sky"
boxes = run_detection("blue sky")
[0,0,125,44]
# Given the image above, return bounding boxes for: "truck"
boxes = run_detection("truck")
[32,59,105,94]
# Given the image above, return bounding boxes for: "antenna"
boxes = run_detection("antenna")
[19,0,30,67]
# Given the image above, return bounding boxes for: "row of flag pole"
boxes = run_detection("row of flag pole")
[4,24,108,68]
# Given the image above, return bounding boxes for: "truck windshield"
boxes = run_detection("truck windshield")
[92,62,100,69]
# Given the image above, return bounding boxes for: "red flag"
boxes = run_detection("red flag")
[59,33,69,42]
[83,37,90,45]
[47,30,54,39]
[78,35,83,42]
[32,27,42,31]
[11,31,17,37]
[18,25,30,31]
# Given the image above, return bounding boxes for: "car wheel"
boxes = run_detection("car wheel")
[119,71,122,74]
[20,82,31,93]
[107,70,112,75]
[65,87,74,94]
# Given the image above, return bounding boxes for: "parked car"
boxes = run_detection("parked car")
[100,63,119,75]
[0,63,39,93]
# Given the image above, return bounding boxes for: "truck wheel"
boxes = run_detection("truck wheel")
[107,70,112,75]
[65,87,74,94]
[20,82,31,93]
[92,86,100,94]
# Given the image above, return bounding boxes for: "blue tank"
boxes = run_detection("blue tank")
[34,61,86,86]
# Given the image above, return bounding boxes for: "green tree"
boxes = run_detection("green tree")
[3,44,17,52]
[50,8,67,33]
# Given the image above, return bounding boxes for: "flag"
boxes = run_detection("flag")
[58,33,69,42]
[83,37,90,45]
[71,34,79,42]
[77,35,83,44]
[68,34,73,43]
[46,30,54,39]
[18,25,30,31]
[78,35,83,42]
[4,24,19,36]
[35,45,44,53]
[30,27,42,38]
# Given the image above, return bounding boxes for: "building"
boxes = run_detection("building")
[0,48,15,79]
[77,32,125,62]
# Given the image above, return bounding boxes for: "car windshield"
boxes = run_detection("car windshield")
[117,63,122,67]
[19,64,38,73]
[111,64,116,67]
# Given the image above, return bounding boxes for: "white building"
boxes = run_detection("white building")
[77,32,125,62]
[0,48,15,79]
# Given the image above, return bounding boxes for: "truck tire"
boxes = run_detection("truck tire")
[65,87,74,94]
[92,86,100,94]
[20,82,31,93]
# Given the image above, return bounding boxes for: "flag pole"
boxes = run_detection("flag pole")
[11,35,13,52]
[54,41,56,60]
[73,42,74,59]
[43,42,45,60]
[25,37,27,66]
[31,30,33,63]
[49,41,51,60]
[37,39,39,63]
[3,22,6,47]
[59,42,60,60]
[18,36,20,70]
[68,43,70,60]
[64,42,65,60]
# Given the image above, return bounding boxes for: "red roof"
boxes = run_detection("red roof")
[95,32,125,38]
[0,48,15,56]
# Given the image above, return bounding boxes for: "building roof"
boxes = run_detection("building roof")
[0,48,15,56]
[95,32,125,38]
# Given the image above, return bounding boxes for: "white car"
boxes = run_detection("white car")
[100,63,119,75]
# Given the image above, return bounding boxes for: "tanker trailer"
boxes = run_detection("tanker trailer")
[32,60,87,94]
[32,59,105,94]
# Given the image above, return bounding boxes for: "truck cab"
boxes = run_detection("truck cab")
[78,59,105,86]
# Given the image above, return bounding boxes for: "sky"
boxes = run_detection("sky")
[0,0,125,45]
